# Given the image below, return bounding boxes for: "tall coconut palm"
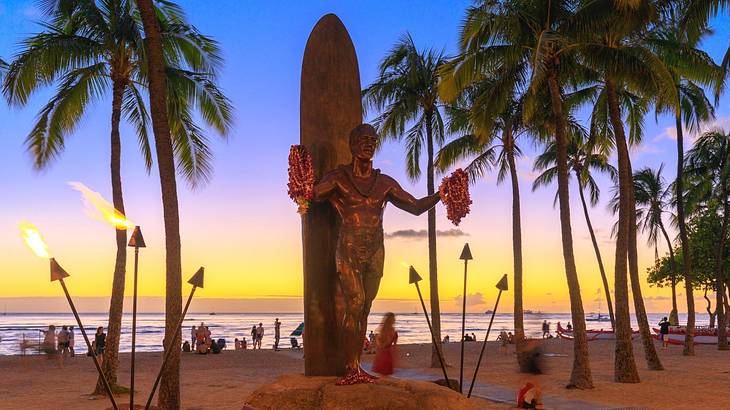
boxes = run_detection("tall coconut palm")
[649,2,720,355]
[632,165,680,325]
[435,80,530,349]
[685,130,730,349]
[136,0,190,407]
[362,33,447,369]
[2,0,231,395]
[441,0,593,388]
[572,0,671,376]
[533,130,617,331]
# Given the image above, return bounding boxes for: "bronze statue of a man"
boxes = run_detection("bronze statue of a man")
[312,123,441,380]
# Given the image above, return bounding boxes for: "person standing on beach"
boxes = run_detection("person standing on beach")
[191,325,197,349]
[274,318,281,351]
[541,320,549,339]
[94,327,106,364]
[658,317,671,349]
[57,325,70,357]
[251,325,257,348]
[372,313,398,376]
[256,323,264,349]
[68,325,75,357]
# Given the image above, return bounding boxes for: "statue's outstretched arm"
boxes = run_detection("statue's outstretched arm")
[386,176,440,216]
[312,172,340,202]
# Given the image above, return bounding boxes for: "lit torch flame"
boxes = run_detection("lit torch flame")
[19,222,50,258]
[68,181,134,230]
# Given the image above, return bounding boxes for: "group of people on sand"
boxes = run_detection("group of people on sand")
[187,322,224,354]
[40,324,106,368]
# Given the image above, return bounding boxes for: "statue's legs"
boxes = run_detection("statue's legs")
[336,227,384,375]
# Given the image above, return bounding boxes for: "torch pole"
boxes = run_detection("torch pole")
[414,281,451,386]
[467,286,504,398]
[58,278,119,410]
[459,258,468,393]
[144,283,199,410]
[130,245,139,410]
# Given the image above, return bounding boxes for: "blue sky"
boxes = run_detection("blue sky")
[0,1,729,313]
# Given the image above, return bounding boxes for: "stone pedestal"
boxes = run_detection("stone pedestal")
[243,374,494,409]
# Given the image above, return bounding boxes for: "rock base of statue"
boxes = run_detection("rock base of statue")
[242,373,486,409]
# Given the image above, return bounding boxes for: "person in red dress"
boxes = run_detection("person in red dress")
[372,312,398,376]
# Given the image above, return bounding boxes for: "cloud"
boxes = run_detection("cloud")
[644,295,670,301]
[385,229,469,239]
[651,116,730,146]
[453,292,487,307]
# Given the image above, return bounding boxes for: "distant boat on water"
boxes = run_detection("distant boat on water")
[484,309,493,314]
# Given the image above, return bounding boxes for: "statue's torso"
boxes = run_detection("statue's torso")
[325,165,390,229]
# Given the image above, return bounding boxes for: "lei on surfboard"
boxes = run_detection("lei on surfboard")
[287,145,471,225]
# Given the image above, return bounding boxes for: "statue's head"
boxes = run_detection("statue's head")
[349,123,378,161]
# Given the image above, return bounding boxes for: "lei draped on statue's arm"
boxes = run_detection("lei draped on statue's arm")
[287,145,314,214]
[439,168,472,226]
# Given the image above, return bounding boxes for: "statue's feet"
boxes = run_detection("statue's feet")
[358,367,378,381]
[335,368,377,386]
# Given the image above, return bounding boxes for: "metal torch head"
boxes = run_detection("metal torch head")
[459,243,473,260]
[50,258,70,282]
[496,274,508,291]
[128,226,146,248]
[409,266,422,284]
[188,267,205,288]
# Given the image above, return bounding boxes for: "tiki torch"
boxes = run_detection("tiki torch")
[458,243,472,393]
[128,226,145,410]
[409,265,452,388]
[467,274,508,398]
[145,267,204,410]
[19,223,119,409]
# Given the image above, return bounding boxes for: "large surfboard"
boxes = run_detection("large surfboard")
[300,14,362,376]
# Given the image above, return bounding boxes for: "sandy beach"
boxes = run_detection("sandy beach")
[1,338,726,409]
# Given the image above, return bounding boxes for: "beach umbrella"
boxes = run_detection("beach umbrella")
[290,322,305,336]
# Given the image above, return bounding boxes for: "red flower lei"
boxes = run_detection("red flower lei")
[287,145,314,214]
[439,168,472,226]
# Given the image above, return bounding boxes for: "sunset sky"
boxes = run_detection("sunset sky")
[1,1,729,313]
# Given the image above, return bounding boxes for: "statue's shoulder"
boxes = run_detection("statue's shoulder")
[321,165,347,180]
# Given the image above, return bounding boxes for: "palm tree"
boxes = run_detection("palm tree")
[572,0,671,376]
[649,2,720,355]
[685,130,730,349]
[632,165,680,325]
[440,0,593,388]
[3,0,231,398]
[436,82,530,349]
[362,34,447,369]
[533,130,617,331]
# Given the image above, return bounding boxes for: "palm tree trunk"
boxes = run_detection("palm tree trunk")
[659,222,679,325]
[576,177,615,330]
[715,195,728,349]
[505,127,524,345]
[626,158,663,371]
[606,77,639,383]
[425,109,442,368]
[137,1,183,408]
[674,112,695,355]
[94,79,127,395]
[548,71,592,389]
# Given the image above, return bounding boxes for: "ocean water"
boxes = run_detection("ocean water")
[0,312,708,355]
